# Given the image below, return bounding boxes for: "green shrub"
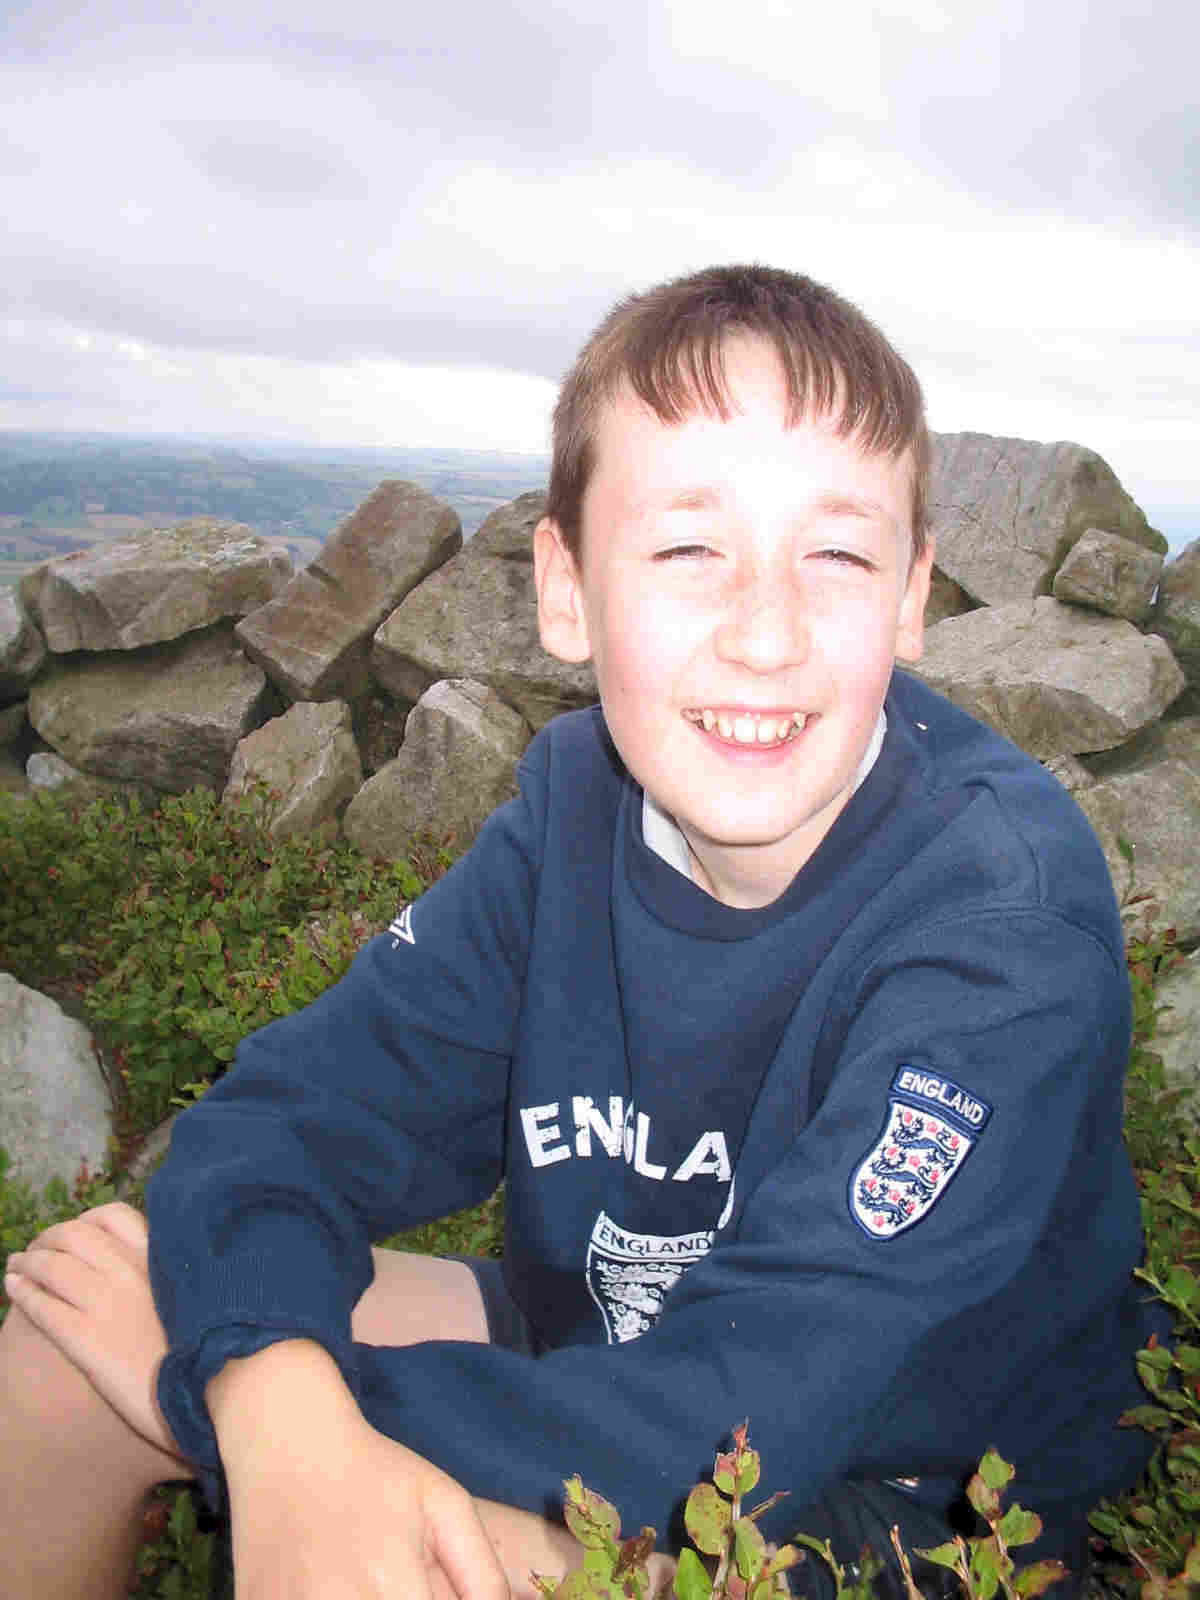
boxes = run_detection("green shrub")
[0,783,428,1126]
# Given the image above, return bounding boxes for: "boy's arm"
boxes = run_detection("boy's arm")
[204,1339,510,1600]
[147,770,543,1496]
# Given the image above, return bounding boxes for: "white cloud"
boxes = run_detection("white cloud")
[0,0,1194,535]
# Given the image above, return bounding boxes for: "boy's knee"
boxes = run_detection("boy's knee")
[0,1301,111,1429]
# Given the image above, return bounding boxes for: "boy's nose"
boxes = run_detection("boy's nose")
[713,571,809,673]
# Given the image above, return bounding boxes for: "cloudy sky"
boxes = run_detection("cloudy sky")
[3,0,1197,544]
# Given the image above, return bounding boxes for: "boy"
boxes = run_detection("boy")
[2,265,1158,1599]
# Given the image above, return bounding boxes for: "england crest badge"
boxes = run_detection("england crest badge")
[849,1066,993,1240]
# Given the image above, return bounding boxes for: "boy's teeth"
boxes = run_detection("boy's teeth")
[686,709,808,745]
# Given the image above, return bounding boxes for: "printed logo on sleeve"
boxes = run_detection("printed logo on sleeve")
[849,1067,993,1241]
[388,905,416,947]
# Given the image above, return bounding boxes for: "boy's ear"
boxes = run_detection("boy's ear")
[894,534,936,664]
[534,516,592,664]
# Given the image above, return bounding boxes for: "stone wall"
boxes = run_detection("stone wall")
[2,436,1197,946]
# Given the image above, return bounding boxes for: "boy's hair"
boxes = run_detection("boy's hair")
[548,263,930,566]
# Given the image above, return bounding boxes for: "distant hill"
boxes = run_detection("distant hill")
[0,431,549,587]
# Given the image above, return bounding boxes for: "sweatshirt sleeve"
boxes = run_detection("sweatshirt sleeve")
[147,764,542,1482]
[343,906,1141,1539]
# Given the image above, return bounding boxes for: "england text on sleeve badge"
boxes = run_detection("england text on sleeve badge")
[849,1066,993,1240]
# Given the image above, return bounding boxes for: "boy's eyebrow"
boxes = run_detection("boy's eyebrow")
[813,492,895,522]
[663,487,722,512]
[642,487,899,526]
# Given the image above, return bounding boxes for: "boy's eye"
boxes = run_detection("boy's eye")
[654,544,715,561]
[814,548,874,570]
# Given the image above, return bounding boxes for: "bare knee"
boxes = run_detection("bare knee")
[1,1299,124,1438]
[0,1266,189,1492]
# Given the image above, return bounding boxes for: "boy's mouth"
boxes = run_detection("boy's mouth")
[682,708,809,747]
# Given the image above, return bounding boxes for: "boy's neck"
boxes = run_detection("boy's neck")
[641,711,888,909]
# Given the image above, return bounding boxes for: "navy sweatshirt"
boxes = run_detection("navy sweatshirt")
[148,671,1158,1544]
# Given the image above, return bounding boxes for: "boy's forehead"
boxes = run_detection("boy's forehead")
[577,366,918,574]
[590,359,914,507]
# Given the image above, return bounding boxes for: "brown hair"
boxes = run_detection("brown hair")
[547,263,930,565]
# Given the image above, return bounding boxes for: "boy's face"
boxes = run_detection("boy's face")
[535,337,934,909]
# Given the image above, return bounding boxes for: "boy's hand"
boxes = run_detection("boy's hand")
[209,1339,510,1600]
[3,1201,183,1461]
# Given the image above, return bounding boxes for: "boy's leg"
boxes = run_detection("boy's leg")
[0,1210,490,1600]
[0,1295,189,1599]
[0,1208,617,1600]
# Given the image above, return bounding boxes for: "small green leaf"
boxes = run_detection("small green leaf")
[555,1569,614,1599]
[970,1537,1002,1600]
[996,1504,1042,1548]
[735,1449,761,1497]
[685,1483,733,1556]
[1119,1404,1174,1430]
[733,1516,767,1581]
[966,1472,1002,1522]
[977,1450,1016,1492]
[1174,1346,1200,1375]
[713,1452,738,1495]
[1167,1267,1200,1307]
[167,1488,196,1542]
[1139,1344,1175,1373]
[1087,1509,1121,1537]
[563,1477,622,1549]
[674,1547,714,1600]
[1014,1559,1069,1597]
[913,1542,963,1571]
[765,1546,802,1578]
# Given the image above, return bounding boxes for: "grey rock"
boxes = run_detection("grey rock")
[930,432,1163,607]
[0,748,26,796]
[26,751,149,805]
[353,690,415,777]
[223,699,363,838]
[917,597,1185,759]
[1075,760,1200,945]
[1042,752,1094,794]
[924,568,976,630]
[118,1112,178,1196]
[371,492,596,731]
[21,521,292,652]
[0,973,112,1193]
[1152,538,1200,685]
[0,587,46,698]
[27,624,270,793]
[1154,950,1200,1117]
[1051,527,1163,622]
[344,679,530,861]
[236,481,461,702]
[0,700,27,751]
[1082,717,1200,783]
